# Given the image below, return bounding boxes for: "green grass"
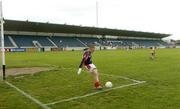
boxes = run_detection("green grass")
[0,48,180,109]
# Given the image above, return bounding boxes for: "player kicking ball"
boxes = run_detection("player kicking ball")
[77,45,102,90]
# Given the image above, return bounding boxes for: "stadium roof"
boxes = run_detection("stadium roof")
[4,19,170,38]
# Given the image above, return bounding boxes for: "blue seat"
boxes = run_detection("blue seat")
[11,35,54,47]
[4,36,14,47]
[50,36,85,47]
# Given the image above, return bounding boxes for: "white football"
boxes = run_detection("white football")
[105,81,113,88]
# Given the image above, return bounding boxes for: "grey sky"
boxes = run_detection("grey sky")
[2,0,180,40]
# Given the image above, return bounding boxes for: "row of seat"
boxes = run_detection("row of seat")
[4,35,168,48]
[105,38,168,47]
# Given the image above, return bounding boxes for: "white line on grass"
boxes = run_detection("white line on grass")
[60,67,143,83]
[5,81,51,109]
[45,81,146,106]
[100,73,141,83]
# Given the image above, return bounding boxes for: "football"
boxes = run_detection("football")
[105,81,113,88]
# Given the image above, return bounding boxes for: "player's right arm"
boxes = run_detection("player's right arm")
[77,53,88,75]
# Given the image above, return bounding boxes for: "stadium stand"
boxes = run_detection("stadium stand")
[77,37,101,46]
[10,35,54,48]
[4,36,14,47]
[3,19,170,51]
[50,36,85,47]
[5,35,168,48]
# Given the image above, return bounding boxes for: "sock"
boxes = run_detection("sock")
[94,81,101,88]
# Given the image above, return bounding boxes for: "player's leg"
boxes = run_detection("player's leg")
[90,64,102,89]
[151,53,153,59]
[92,69,100,82]
[86,64,102,89]
[152,53,155,59]
[154,53,156,59]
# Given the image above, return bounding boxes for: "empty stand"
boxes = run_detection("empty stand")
[4,35,168,48]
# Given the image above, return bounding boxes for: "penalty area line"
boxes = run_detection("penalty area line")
[45,81,146,106]
[59,67,143,83]
[100,73,142,83]
[5,81,51,109]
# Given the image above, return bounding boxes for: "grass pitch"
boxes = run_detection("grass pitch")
[0,48,180,109]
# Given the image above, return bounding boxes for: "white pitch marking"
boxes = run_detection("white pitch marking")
[45,81,146,106]
[100,73,141,83]
[14,76,25,79]
[59,67,142,83]
[5,81,51,109]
